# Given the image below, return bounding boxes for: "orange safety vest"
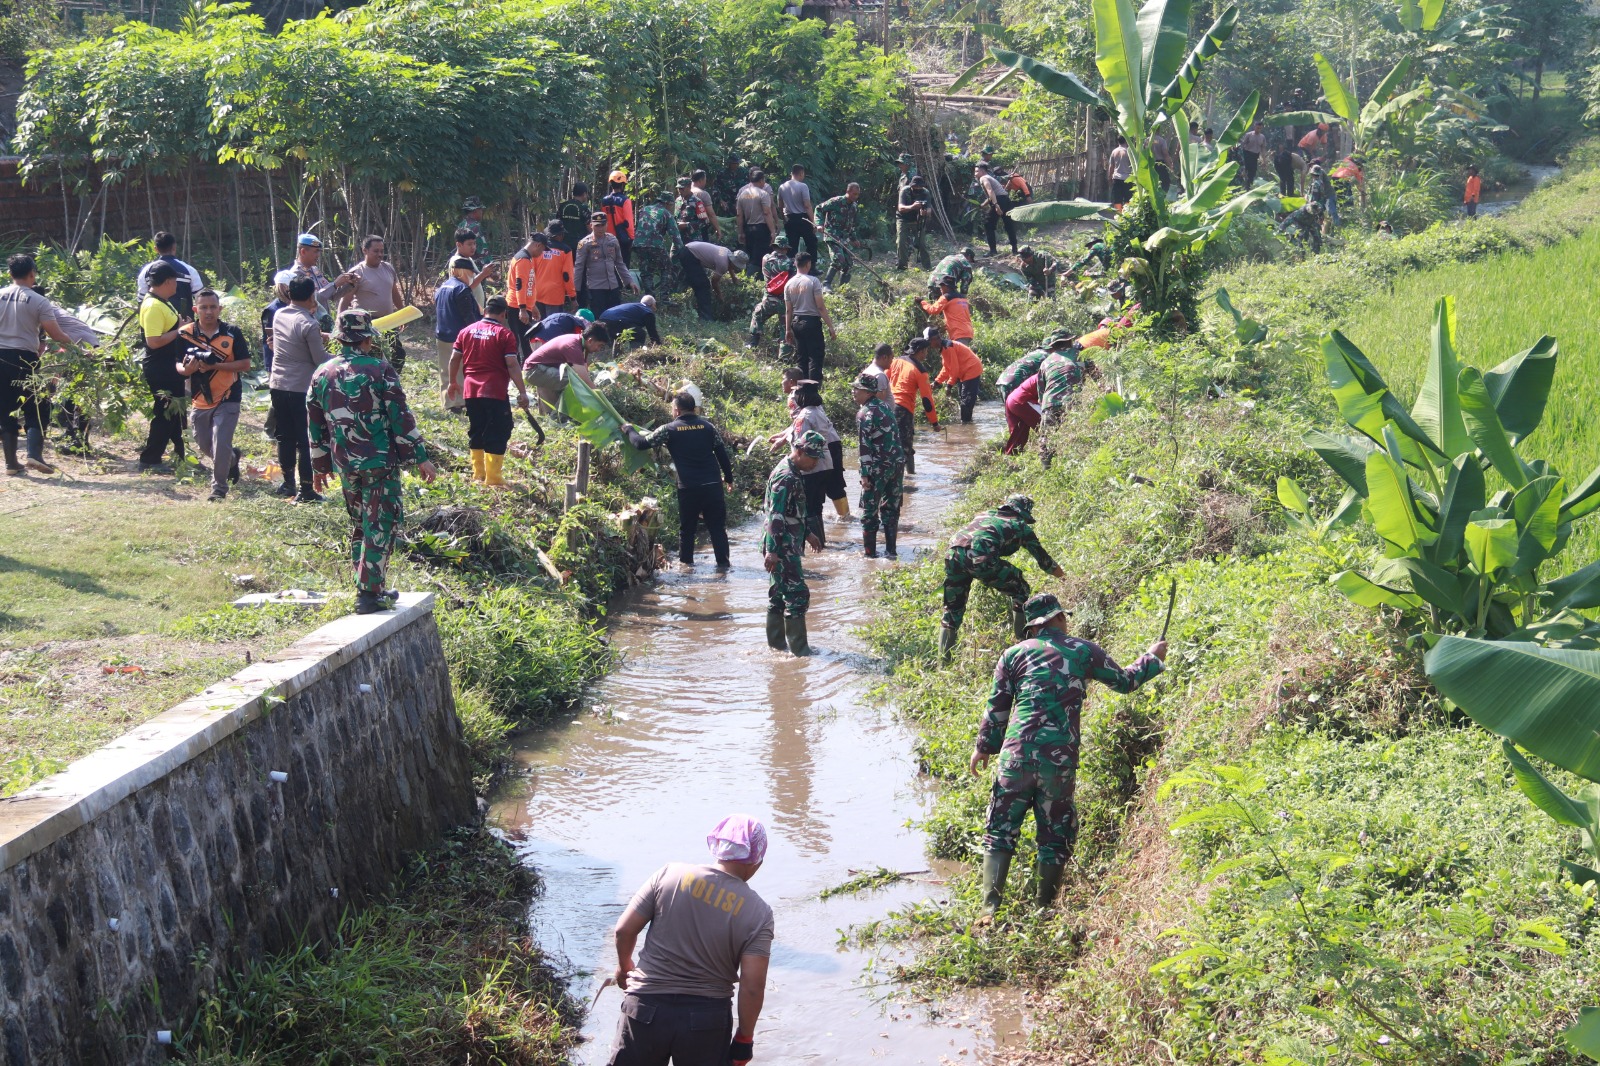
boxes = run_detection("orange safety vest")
[180,323,240,410]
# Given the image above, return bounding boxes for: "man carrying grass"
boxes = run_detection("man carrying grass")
[308,309,438,615]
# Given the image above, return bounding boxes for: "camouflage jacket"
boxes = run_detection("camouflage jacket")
[896,168,918,189]
[1021,251,1060,288]
[308,346,429,476]
[930,254,973,294]
[635,202,682,251]
[762,249,795,285]
[815,195,859,242]
[675,194,712,242]
[856,396,905,473]
[1038,351,1084,408]
[997,348,1050,395]
[949,510,1057,573]
[457,216,491,259]
[978,630,1164,766]
[1071,241,1111,273]
[761,457,808,554]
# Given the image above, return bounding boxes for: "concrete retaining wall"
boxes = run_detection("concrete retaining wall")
[0,593,475,1066]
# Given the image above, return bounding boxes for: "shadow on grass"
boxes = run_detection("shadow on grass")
[0,554,132,600]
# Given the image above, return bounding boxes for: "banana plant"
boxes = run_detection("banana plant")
[1283,296,1600,644]
[1423,635,1600,1060]
[1265,54,1425,153]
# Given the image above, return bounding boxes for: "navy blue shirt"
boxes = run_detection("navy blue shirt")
[599,302,653,331]
[623,413,733,488]
[434,277,479,341]
[530,312,586,342]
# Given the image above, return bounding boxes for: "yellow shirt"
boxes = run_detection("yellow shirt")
[139,295,178,341]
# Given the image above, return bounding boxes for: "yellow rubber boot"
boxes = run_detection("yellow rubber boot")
[470,449,486,483]
[484,452,507,487]
[833,496,853,519]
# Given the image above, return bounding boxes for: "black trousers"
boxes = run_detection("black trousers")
[984,204,1018,255]
[1276,160,1296,196]
[0,348,48,460]
[607,993,732,1066]
[955,376,981,422]
[270,388,312,490]
[826,439,847,500]
[802,468,828,543]
[895,402,915,459]
[742,223,771,277]
[1241,150,1259,186]
[465,397,514,454]
[676,249,716,320]
[677,481,730,566]
[583,287,622,316]
[140,363,186,466]
[784,215,818,262]
[791,314,825,382]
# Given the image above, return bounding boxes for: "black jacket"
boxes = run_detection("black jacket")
[624,413,733,488]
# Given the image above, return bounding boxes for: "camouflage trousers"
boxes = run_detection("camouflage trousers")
[896,220,931,271]
[383,331,407,374]
[822,239,854,285]
[941,546,1030,631]
[634,246,673,298]
[340,471,403,596]
[984,753,1078,865]
[748,296,793,359]
[858,462,903,535]
[767,524,810,617]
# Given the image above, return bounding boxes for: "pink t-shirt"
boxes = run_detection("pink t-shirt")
[524,332,589,373]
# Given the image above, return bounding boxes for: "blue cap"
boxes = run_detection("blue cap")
[296,233,322,247]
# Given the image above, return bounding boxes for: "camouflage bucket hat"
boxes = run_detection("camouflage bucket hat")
[852,371,882,392]
[1024,592,1069,628]
[773,233,791,247]
[1000,493,1036,522]
[896,152,915,164]
[795,430,827,459]
[1045,328,1076,347]
[657,191,674,203]
[462,196,485,211]
[334,308,378,345]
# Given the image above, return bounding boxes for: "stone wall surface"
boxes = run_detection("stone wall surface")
[0,593,475,1066]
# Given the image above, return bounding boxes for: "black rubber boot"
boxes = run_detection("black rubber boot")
[905,451,916,475]
[766,609,787,651]
[746,330,761,349]
[784,614,811,656]
[980,850,1012,916]
[355,593,394,615]
[883,526,898,559]
[937,624,958,662]
[1,430,21,474]
[1010,606,1028,639]
[1035,863,1066,910]
[862,531,878,558]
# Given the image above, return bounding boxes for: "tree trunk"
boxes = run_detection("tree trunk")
[265,166,282,268]
[1532,57,1544,105]
[59,166,71,249]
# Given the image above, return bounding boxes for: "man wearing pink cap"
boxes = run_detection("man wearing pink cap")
[608,815,775,1065]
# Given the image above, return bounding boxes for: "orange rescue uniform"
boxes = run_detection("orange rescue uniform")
[933,341,983,386]
[920,294,974,342]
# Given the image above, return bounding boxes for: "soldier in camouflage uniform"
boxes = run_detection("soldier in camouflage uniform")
[746,233,794,358]
[927,248,976,300]
[633,190,683,297]
[894,152,918,190]
[895,174,933,272]
[457,197,492,261]
[308,309,439,615]
[1034,344,1086,471]
[763,430,826,655]
[1018,246,1060,299]
[815,184,862,287]
[939,494,1064,659]
[970,592,1165,913]
[997,329,1073,397]
[852,371,905,559]
[1069,236,1112,276]
[674,176,714,244]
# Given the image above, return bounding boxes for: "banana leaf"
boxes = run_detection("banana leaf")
[1566,1006,1600,1062]
[1365,450,1435,555]
[1433,453,1486,565]
[946,55,995,95]
[1135,0,1192,112]
[1458,367,1529,489]
[1511,475,1564,572]
[1544,558,1600,613]
[1216,90,1260,151]
[558,373,652,474]
[1093,0,1149,135]
[1420,0,1446,32]
[1561,462,1600,523]
[1409,297,1473,459]
[1393,557,1465,614]
[1358,57,1415,128]
[1313,52,1357,126]
[1157,4,1239,112]
[1484,335,1556,445]
[1425,635,1600,781]
[1332,570,1424,611]
[1304,429,1375,495]
[989,47,1104,106]
[1264,110,1342,127]
[1006,200,1111,224]
[1502,740,1590,828]
[1465,515,1518,575]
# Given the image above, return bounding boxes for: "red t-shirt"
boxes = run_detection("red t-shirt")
[454,318,519,400]
[524,332,589,373]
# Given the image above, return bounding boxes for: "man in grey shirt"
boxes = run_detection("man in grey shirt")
[783,252,836,383]
[736,169,781,277]
[610,815,774,1066]
[0,254,72,474]
[341,234,408,370]
[269,276,333,502]
[777,164,817,263]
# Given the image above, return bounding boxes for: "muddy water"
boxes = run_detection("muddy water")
[1477,163,1562,216]
[493,406,1023,1064]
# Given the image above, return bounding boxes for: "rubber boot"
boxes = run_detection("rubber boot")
[483,453,506,487]
[784,614,812,656]
[980,850,1012,916]
[470,448,486,483]
[833,495,852,519]
[862,531,878,558]
[1,430,20,474]
[937,624,958,662]
[883,526,898,559]
[746,330,761,349]
[766,610,787,651]
[1035,862,1066,910]
[1010,605,1028,639]
[355,593,394,615]
[905,451,916,475]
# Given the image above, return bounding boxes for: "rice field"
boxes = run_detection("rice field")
[1337,224,1600,565]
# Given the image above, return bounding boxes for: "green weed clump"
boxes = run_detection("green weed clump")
[187,827,579,1066]
[859,160,1600,1063]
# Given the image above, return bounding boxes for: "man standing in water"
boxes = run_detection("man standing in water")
[853,372,905,559]
[764,430,825,655]
[970,593,1165,914]
[624,390,735,569]
[609,814,775,1066]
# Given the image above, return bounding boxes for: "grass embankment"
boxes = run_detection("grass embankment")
[860,152,1600,1062]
